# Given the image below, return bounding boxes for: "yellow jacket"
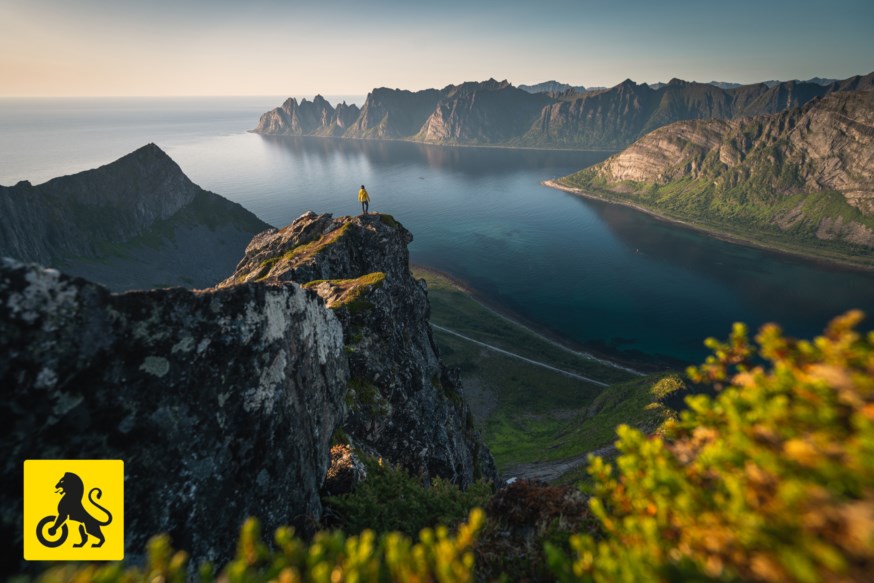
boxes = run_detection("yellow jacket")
[358,188,370,202]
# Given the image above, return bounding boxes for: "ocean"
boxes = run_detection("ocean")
[2,96,873,366]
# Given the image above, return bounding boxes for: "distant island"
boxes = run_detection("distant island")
[253,72,873,150]
[550,90,874,269]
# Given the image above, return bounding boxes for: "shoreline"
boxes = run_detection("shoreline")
[543,180,874,273]
[411,263,648,377]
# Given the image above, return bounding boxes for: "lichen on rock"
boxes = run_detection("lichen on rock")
[0,258,348,570]
[222,212,497,486]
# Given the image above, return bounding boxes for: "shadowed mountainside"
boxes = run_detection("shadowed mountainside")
[0,144,269,290]
[221,212,497,486]
[254,72,873,150]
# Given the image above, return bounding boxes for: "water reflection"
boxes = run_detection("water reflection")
[572,191,874,339]
[181,133,874,365]
[257,135,611,178]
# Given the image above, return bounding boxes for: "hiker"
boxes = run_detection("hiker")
[358,184,370,214]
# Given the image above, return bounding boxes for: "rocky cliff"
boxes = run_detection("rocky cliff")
[0,144,270,291]
[254,96,361,137]
[346,87,445,139]
[558,90,874,265]
[253,72,873,149]
[415,80,552,144]
[518,80,588,94]
[0,258,348,569]
[220,212,496,486]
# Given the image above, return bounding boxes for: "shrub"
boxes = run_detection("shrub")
[547,311,874,582]
[30,510,484,583]
[326,456,493,536]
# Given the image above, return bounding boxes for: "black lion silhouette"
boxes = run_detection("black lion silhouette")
[47,472,113,548]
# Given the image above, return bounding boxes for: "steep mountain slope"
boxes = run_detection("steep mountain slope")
[416,80,553,144]
[220,212,496,485]
[345,87,445,139]
[0,144,269,290]
[253,95,361,137]
[556,91,874,267]
[253,72,873,149]
[2,210,498,570]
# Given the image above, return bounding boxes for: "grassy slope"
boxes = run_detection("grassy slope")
[559,151,874,269]
[413,266,683,475]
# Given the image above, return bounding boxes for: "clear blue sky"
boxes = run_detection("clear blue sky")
[1,0,871,96]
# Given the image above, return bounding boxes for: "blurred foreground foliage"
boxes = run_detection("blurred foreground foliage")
[547,310,874,582]
[23,312,874,582]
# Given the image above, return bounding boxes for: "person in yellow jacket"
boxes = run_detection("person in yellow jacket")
[358,184,370,214]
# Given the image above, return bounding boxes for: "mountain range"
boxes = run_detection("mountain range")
[254,72,874,150]
[554,90,874,267]
[0,144,269,290]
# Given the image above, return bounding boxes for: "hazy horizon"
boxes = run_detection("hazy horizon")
[1,0,872,97]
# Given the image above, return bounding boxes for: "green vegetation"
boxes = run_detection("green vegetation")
[344,376,390,417]
[21,313,874,582]
[326,456,492,537]
[378,213,399,228]
[22,312,874,583]
[413,267,678,475]
[29,509,484,583]
[413,267,632,383]
[303,272,386,311]
[560,159,874,269]
[246,222,355,283]
[547,311,874,582]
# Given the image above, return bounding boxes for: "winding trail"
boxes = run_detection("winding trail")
[431,323,610,387]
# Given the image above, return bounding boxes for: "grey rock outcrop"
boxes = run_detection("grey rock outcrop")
[0,259,348,568]
[254,96,361,137]
[220,212,497,486]
[0,144,270,291]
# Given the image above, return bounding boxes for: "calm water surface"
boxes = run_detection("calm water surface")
[2,97,873,366]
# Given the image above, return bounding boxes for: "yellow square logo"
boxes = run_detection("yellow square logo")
[23,460,124,561]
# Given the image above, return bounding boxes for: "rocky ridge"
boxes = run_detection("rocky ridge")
[0,258,348,569]
[559,90,874,262]
[253,72,874,149]
[220,211,497,486]
[0,144,270,291]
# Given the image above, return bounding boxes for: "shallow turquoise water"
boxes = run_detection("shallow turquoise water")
[2,98,872,366]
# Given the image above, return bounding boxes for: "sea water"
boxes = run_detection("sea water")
[2,97,873,365]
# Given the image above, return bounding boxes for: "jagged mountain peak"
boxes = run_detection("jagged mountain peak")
[254,71,873,149]
[0,145,269,288]
[222,211,496,485]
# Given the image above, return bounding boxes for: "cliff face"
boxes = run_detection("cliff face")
[518,80,587,94]
[0,144,269,291]
[345,87,445,139]
[561,90,874,262]
[253,72,873,149]
[0,258,348,568]
[416,80,552,144]
[220,212,496,486]
[253,96,361,137]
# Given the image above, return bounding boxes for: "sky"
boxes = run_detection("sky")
[1,0,872,97]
